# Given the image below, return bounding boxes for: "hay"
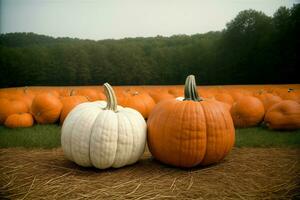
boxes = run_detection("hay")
[0,148,299,199]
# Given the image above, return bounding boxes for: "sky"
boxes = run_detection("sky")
[0,0,299,40]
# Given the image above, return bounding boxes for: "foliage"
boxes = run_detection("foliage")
[0,5,299,87]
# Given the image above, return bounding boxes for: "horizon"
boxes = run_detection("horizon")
[0,0,298,40]
[0,30,223,41]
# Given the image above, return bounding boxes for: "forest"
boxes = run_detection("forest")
[0,5,299,87]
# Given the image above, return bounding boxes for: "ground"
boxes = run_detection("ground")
[1,148,299,199]
[0,126,300,199]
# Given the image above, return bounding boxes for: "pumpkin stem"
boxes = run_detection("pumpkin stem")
[184,75,202,101]
[103,83,118,111]
[23,86,29,94]
[70,89,75,96]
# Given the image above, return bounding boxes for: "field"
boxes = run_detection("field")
[1,4,300,199]
[1,125,300,199]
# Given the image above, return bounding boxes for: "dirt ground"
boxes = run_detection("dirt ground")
[0,148,299,200]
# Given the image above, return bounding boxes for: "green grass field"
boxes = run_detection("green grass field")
[0,125,300,149]
[0,125,61,149]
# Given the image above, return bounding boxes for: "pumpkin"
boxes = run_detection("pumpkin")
[147,75,235,168]
[168,88,183,97]
[0,98,29,124]
[61,83,147,169]
[148,91,174,103]
[214,93,234,106]
[4,113,34,128]
[280,89,300,103]
[256,93,282,111]
[230,96,265,128]
[229,89,252,101]
[31,93,63,124]
[71,88,104,101]
[60,94,88,124]
[264,100,300,130]
[118,89,155,119]
[218,101,232,111]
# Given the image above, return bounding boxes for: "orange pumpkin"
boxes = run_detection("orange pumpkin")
[229,89,252,101]
[60,95,88,124]
[280,89,300,103]
[256,93,282,111]
[148,91,174,103]
[119,89,155,119]
[217,101,232,111]
[230,96,265,127]
[8,93,35,109]
[214,93,234,106]
[147,75,235,168]
[168,88,183,97]
[31,93,63,124]
[71,88,104,101]
[264,100,300,130]
[4,113,34,128]
[0,98,28,124]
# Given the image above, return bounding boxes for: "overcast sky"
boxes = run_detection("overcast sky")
[0,0,298,40]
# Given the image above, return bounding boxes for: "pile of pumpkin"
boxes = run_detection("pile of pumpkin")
[0,82,300,130]
[0,76,300,169]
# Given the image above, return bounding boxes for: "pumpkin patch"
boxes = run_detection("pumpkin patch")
[0,84,299,129]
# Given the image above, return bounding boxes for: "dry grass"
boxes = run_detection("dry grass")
[0,148,300,200]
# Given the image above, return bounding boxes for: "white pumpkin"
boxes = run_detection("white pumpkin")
[61,83,147,169]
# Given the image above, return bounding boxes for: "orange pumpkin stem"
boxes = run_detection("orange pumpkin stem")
[23,86,29,94]
[103,83,118,111]
[184,75,202,101]
[70,89,75,96]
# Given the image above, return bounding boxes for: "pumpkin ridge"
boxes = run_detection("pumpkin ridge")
[213,101,224,161]
[106,110,118,167]
[159,101,176,165]
[72,108,101,166]
[88,106,106,166]
[199,101,209,165]
[215,100,230,162]
[112,112,133,166]
[150,100,176,164]
[62,106,81,161]
[178,100,188,167]
[213,101,226,161]
[108,111,119,167]
[196,102,207,165]
[219,103,231,158]
[184,101,197,166]
[129,109,145,165]
[122,110,139,165]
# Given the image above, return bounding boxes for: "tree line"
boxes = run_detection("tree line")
[0,5,299,87]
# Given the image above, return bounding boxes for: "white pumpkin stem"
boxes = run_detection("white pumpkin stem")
[184,75,202,101]
[104,83,118,111]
